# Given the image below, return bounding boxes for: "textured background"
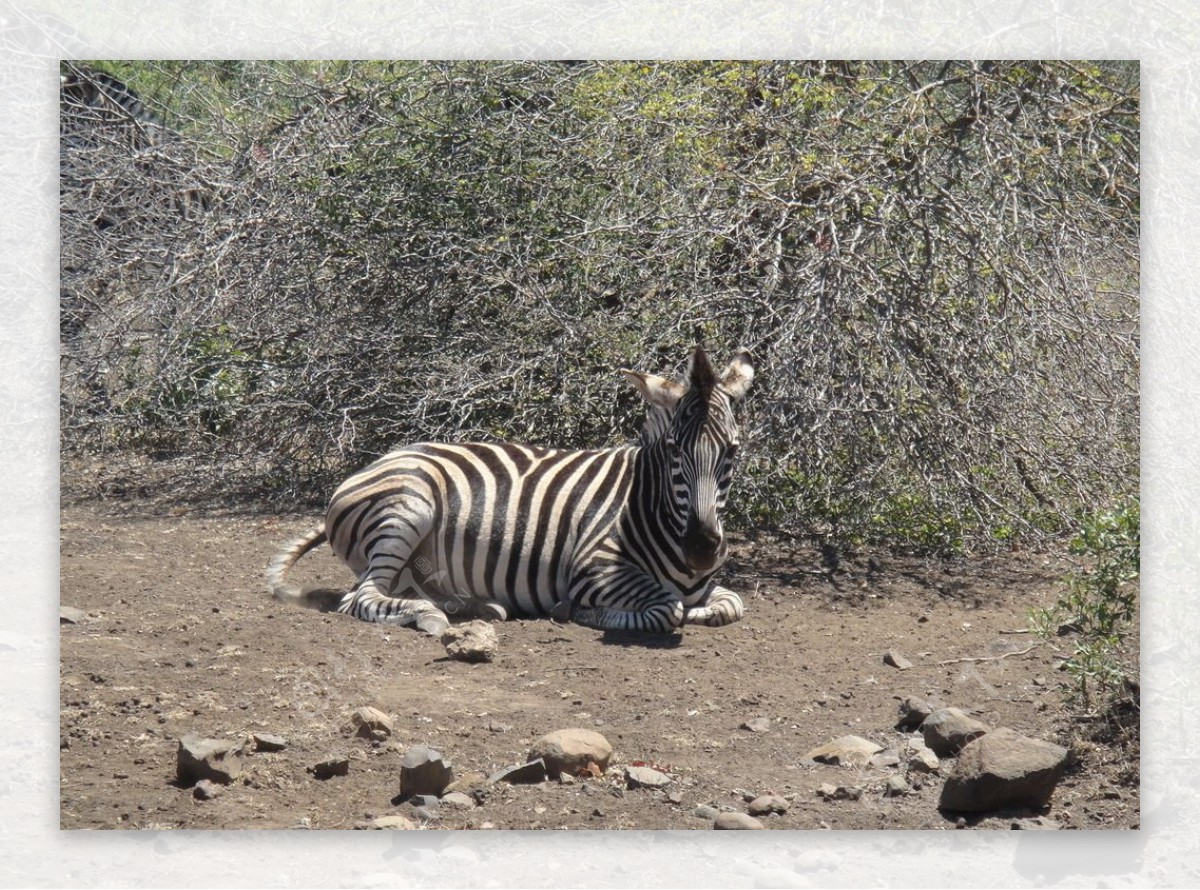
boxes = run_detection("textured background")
[3,1,1191,886]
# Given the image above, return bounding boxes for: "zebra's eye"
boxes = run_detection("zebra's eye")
[725,443,740,460]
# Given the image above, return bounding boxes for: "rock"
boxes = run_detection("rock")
[486,720,513,733]
[59,606,88,624]
[870,749,901,769]
[625,766,672,789]
[445,771,489,794]
[939,728,1070,813]
[528,728,613,776]
[345,706,394,739]
[440,791,476,809]
[804,735,883,767]
[399,745,454,797]
[1010,815,1063,830]
[176,733,246,786]
[921,708,989,755]
[693,805,720,820]
[311,755,350,779]
[251,732,287,752]
[884,775,910,797]
[441,621,498,663]
[817,783,862,801]
[372,814,417,830]
[907,738,941,773]
[883,650,913,670]
[193,779,222,800]
[741,717,771,733]
[747,794,789,816]
[896,695,936,730]
[714,811,765,830]
[489,759,547,785]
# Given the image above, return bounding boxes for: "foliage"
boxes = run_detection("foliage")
[60,61,1139,551]
[1031,501,1140,711]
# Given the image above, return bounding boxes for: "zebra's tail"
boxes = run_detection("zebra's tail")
[266,524,343,612]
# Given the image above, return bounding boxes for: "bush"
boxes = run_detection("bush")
[1031,502,1140,712]
[60,61,1139,550]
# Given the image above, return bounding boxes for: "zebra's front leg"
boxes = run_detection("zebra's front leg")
[571,597,685,633]
[338,566,450,636]
[683,585,744,627]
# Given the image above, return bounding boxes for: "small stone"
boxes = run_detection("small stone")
[907,739,941,773]
[440,791,476,809]
[59,606,88,624]
[445,771,488,795]
[921,708,989,756]
[488,759,547,785]
[625,765,672,789]
[176,733,246,786]
[883,650,913,670]
[693,805,720,820]
[747,794,789,816]
[441,621,499,663]
[714,811,765,830]
[741,717,771,733]
[870,749,901,769]
[372,814,417,830]
[486,721,512,733]
[345,706,394,739]
[251,732,287,752]
[528,728,613,776]
[1010,815,1062,830]
[400,746,454,797]
[804,735,883,767]
[817,783,862,801]
[896,695,936,730]
[884,775,910,797]
[311,755,350,779]
[192,779,222,800]
[666,790,683,804]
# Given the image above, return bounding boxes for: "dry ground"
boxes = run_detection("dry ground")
[59,499,1139,831]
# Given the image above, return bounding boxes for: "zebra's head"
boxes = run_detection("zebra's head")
[624,346,754,574]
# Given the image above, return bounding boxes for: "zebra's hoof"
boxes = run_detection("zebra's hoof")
[479,602,508,622]
[549,601,572,623]
[416,614,450,637]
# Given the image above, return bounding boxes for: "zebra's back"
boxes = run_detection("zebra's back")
[325,441,635,617]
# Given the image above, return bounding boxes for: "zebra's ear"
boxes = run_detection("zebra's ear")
[719,351,755,400]
[621,370,685,412]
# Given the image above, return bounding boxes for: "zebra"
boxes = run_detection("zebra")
[60,63,172,151]
[267,345,754,635]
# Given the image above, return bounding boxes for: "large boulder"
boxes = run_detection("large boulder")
[939,728,1070,812]
[399,745,454,798]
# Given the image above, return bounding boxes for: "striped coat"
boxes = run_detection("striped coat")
[268,346,753,634]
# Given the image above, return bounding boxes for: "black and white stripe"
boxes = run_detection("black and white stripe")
[268,346,754,634]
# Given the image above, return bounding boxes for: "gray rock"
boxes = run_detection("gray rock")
[870,749,901,769]
[804,735,883,767]
[692,805,721,820]
[921,708,989,755]
[176,733,246,786]
[251,732,287,752]
[311,754,350,779]
[372,814,417,830]
[907,738,941,773]
[896,695,936,730]
[939,727,1070,813]
[345,706,393,739]
[741,717,771,733]
[400,745,454,797]
[883,650,913,670]
[817,783,863,801]
[1010,815,1063,830]
[625,765,672,789]
[445,771,488,794]
[489,758,547,785]
[441,621,499,663]
[884,775,910,797]
[192,779,222,800]
[440,791,476,809]
[59,606,88,624]
[528,728,612,776]
[714,811,765,830]
[747,794,789,816]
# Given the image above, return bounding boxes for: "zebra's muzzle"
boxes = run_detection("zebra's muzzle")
[682,511,724,573]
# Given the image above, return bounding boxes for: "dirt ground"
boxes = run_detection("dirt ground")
[59,497,1140,831]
